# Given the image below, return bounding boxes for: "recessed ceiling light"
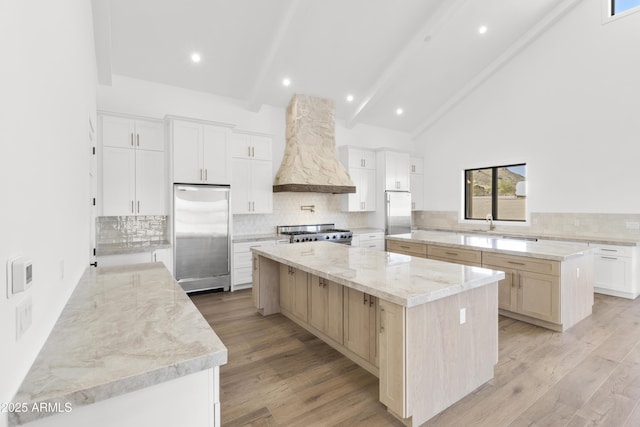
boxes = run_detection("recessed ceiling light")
[282,78,291,87]
[346,94,354,102]
[191,52,201,63]
[396,108,404,116]
[478,26,488,35]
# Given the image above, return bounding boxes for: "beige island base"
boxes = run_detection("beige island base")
[251,241,504,426]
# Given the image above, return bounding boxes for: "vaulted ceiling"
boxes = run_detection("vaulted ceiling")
[94,0,579,138]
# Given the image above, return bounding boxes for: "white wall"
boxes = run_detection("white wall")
[98,76,415,182]
[416,0,640,215]
[0,0,97,420]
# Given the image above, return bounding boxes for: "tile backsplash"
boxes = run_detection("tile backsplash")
[97,215,168,245]
[413,210,640,240]
[233,193,369,235]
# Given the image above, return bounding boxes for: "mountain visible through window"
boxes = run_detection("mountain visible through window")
[465,164,526,222]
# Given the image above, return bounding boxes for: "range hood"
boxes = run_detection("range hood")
[273,94,356,194]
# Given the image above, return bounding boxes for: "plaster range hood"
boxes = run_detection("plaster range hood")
[273,94,356,194]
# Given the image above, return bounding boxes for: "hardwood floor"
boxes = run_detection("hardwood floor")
[191,290,640,426]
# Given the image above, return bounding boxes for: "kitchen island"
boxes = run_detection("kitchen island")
[9,263,227,427]
[387,230,594,332]
[251,241,504,426]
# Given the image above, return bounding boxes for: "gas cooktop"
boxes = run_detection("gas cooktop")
[277,224,353,244]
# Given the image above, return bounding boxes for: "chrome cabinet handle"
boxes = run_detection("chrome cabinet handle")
[130,133,134,146]
[445,251,458,256]
[248,201,251,211]
[380,307,385,332]
[252,201,255,211]
[136,134,139,146]
[204,169,208,181]
[248,146,251,157]
[200,169,203,181]
[251,146,255,157]
[131,201,134,213]
[508,261,526,266]
[601,248,617,252]
[601,256,618,260]
[137,201,140,213]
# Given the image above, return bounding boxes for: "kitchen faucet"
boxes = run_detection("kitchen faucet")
[486,214,495,231]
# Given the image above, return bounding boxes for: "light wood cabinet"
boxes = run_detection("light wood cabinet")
[386,240,427,257]
[427,245,482,267]
[309,276,344,344]
[483,252,561,324]
[344,288,378,366]
[171,120,231,184]
[339,146,376,212]
[280,265,308,321]
[378,300,406,418]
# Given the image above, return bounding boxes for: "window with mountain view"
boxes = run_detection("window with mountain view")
[465,164,526,222]
[611,0,640,16]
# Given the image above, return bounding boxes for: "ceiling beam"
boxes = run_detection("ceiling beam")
[245,0,298,112]
[345,0,469,129]
[411,0,583,140]
[91,0,113,85]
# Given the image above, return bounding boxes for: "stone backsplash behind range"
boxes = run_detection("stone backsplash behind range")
[233,193,368,235]
[97,216,168,245]
[413,211,640,240]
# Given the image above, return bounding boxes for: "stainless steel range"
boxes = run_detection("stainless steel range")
[278,224,353,244]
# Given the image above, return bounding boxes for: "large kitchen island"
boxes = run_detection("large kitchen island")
[251,241,505,426]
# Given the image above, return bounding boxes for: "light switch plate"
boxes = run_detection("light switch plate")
[16,296,32,341]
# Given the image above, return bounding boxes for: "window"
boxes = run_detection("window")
[465,164,526,222]
[611,0,640,15]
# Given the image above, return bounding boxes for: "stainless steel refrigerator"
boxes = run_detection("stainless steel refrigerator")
[386,191,412,235]
[174,184,230,293]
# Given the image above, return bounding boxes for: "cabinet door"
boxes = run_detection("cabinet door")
[102,116,135,149]
[135,120,164,151]
[362,169,376,211]
[172,121,203,184]
[251,159,273,214]
[326,279,344,344]
[136,150,165,215]
[152,248,173,275]
[486,264,517,311]
[594,255,629,292]
[345,169,364,211]
[344,288,371,361]
[279,264,292,312]
[409,157,424,174]
[102,146,135,216]
[231,158,251,213]
[517,271,560,323]
[230,133,251,158]
[361,150,376,170]
[393,152,410,191]
[252,254,261,309]
[308,276,326,332]
[410,173,424,211]
[292,269,308,321]
[251,136,272,161]
[202,125,230,184]
[379,300,406,417]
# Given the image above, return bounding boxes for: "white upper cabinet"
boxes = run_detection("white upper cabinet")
[99,114,166,216]
[102,115,164,151]
[171,119,231,184]
[378,150,410,191]
[410,156,424,211]
[338,146,377,212]
[231,132,273,214]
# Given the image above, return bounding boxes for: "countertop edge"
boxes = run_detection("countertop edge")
[252,247,505,307]
[96,241,171,256]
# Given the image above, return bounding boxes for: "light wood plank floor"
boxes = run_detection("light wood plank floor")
[191,290,640,427]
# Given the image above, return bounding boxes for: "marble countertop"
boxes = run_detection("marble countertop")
[232,233,284,243]
[252,241,504,308]
[387,230,592,261]
[420,227,640,247]
[9,263,227,426]
[96,240,171,256]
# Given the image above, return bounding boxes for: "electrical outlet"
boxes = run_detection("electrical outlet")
[626,222,640,230]
[576,267,580,279]
[16,296,32,341]
[459,308,466,325]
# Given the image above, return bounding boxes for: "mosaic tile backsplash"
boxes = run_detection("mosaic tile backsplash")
[233,193,369,235]
[413,211,640,240]
[97,216,168,245]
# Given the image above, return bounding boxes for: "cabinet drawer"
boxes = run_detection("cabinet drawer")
[360,240,385,251]
[234,267,252,285]
[591,244,633,258]
[483,253,559,276]
[234,251,253,269]
[359,232,384,243]
[427,245,481,265]
[386,240,427,257]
